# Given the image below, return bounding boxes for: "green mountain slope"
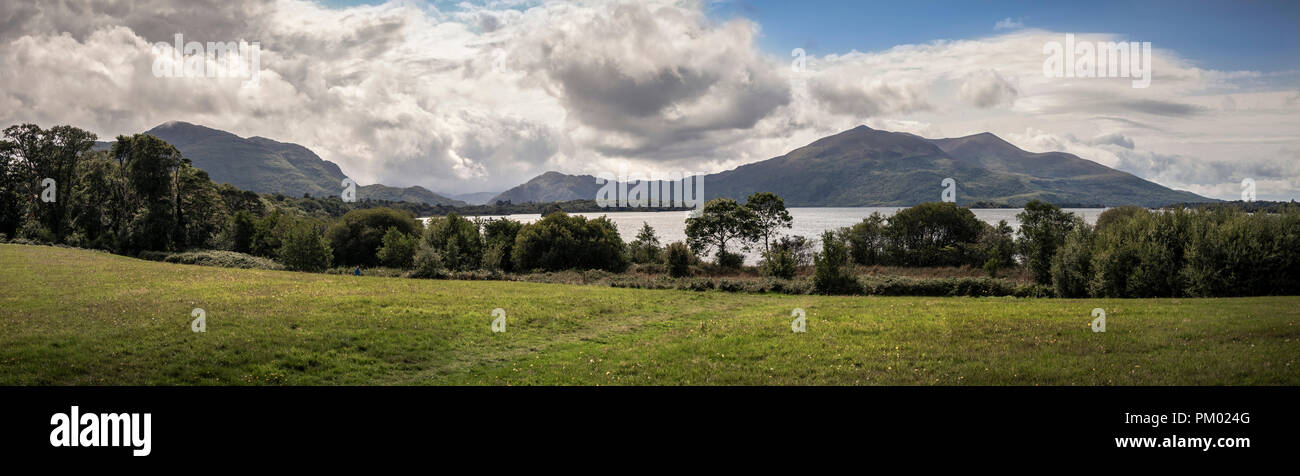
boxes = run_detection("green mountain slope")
[493,125,1211,207]
[117,122,465,206]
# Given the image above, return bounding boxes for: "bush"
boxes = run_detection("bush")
[411,244,446,278]
[628,222,662,264]
[845,212,887,265]
[18,221,53,244]
[326,208,421,267]
[481,218,522,272]
[512,212,627,272]
[277,223,333,272]
[1017,200,1080,284]
[978,220,1016,276]
[853,276,1021,297]
[223,211,258,253]
[760,249,797,279]
[772,235,815,267]
[1182,209,1300,297]
[160,250,284,270]
[1013,283,1055,298]
[1049,226,1094,298]
[1088,209,1190,297]
[481,241,510,272]
[664,241,694,278]
[376,226,418,269]
[812,230,860,294]
[883,202,984,267]
[715,250,745,270]
[1094,205,1147,232]
[424,213,482,271]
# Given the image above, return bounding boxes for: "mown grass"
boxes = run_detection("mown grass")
[0,243,1296,385]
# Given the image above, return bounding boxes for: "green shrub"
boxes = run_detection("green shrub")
[845,212,887,265]
[481,241,509,272]
[411,244,446,278]
[376,226,418,269]
[512,212,627,272]
[1088,209,1191,297]
[883,202,984,267]
[773,235,815,267]
[812,230,860,294]
[1182,209,1300,296]
[277,223,333,272]
[664,241,693,278]
[715,250,744,270]
[1017,200,1080,285]
[859,276,1019,297]
[1050,226,1094,298]
[424,212,482,271]
[161,250,284,270]
[223,211,258,253]
[481,218,522,272]
[628,222,662,264]
[978,220,1016,276]
[1094,205,1148,232]
[326,208,421,267]
[1013,283,1055,298]
[760,249,797,279]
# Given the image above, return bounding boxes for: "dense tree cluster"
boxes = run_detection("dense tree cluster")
[1051,205,1300,297]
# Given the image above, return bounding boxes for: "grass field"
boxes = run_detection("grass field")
[0,243,1296,385]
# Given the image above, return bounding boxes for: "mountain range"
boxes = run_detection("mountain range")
[492,125,1210,207]
[99,122,1209,209]
[96,122,467,207]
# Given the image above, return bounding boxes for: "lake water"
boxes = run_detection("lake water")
[428,207,1106,264]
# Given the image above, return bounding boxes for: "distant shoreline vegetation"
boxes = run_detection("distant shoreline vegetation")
[4,122,1297,299]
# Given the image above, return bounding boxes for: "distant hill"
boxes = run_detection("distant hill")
[100,122,466,207]
[924,131,1206,206]
[491,171,607,204]
[355,183,468,207]
[493,126,1210,207]
[449,191,502,205]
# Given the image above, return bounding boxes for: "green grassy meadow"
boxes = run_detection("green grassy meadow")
[0,244,1296,385]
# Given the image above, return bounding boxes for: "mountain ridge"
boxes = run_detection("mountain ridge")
[493,125,1210,207]
[98,122,467,207]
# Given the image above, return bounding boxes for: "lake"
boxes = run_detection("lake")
[428,207,1106,264]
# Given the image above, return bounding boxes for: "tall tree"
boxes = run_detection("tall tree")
[1016,199,1080,284]
[111,133,184,252]
[744,192,793,256]
[68,153,123,248]
[0,124,97,241]
[685,198,759,263]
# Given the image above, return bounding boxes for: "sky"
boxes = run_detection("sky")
[1,0,1297,200]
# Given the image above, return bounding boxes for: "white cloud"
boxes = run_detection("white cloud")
[0,1,1295,200]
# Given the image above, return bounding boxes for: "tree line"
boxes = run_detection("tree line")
[5,123,1297,298]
